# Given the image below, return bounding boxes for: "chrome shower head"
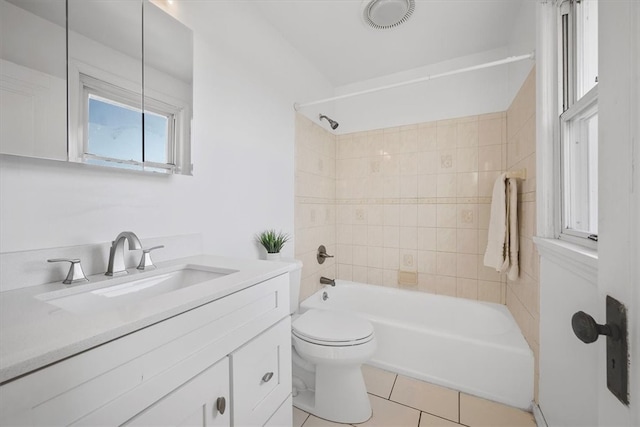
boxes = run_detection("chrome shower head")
[319,114,339,130]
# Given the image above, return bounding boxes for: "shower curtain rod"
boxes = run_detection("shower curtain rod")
[294,52,535,110]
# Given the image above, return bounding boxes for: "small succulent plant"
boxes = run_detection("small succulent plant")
[256,229,290,253]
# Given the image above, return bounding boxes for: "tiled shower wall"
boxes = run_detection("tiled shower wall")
[333,114,508,304]
[294,114,336,301]
[505,68,540,400]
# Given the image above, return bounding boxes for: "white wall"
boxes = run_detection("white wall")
[0,1,333,261]
[506,0,536,106]
[331,48,512,134]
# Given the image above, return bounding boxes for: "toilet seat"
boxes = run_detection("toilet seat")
[292,309,374,347]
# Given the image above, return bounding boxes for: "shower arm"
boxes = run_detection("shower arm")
[294,51,535,110]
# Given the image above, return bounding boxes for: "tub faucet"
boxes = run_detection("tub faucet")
[106,231,142,276]
[320,276,335,286]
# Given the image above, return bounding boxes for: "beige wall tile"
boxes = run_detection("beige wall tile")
[457,173,479,197]
[418,151,438,174]
[400,249,418,272]
[368,267,384,285]
[437,228,457,252]
[437,149,457,173]
[400,205,418,227]
[383,247,400,270]
[418,204,437,227]
[460,393,535,427]
[478,145,502,172]
[436,275,457,296]
[418,174,438,197]
[457,229,479,254]
[436,252,457,276]
[400,226,419,249]
[383,225,400,248]
[418,124,438,151]
[418,227,437,251]
[478,117,503,146]
[437,204,457,228]
[457,120,479,147]
[478,280,503,304]
[457,204,478,229]
[457,147,479,172]
[457,278,479,300]
[418,250,437,274]
[352,265,367,283]
[437,123,457,150]
[456,253,478,279]
[390,375,459,422]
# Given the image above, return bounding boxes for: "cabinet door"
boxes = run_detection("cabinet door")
[126,357,230,427]
[231,318,291,427]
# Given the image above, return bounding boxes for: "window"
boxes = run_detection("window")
[80,74,178,173]
[558,0,598,245]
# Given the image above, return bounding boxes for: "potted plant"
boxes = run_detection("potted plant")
[256,229,290,260]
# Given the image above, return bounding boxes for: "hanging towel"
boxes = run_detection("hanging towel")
[506,178,519,280]
[483,173,509,272]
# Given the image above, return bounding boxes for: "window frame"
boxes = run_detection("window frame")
[556,0,598,249]
[68,60,190,175]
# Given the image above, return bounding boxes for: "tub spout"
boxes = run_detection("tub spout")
[320,276,335,286]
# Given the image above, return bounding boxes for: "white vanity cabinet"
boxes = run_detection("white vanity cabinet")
[0,273,292,427]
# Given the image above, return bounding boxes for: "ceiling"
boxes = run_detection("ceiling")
[250,0,526,87]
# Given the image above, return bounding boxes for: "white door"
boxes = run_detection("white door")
[597,1,639,425]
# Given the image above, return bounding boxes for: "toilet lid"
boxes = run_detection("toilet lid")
[292,309,374,344]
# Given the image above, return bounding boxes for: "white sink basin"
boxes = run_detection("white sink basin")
[36,265,236,314]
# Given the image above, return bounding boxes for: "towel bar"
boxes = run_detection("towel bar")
[506,169,527,180]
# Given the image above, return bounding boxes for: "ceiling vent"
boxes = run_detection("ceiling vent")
[362,0,415,30]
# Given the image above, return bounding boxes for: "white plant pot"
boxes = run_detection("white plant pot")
[266,252,281,261]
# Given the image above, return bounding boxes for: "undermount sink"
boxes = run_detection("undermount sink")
[36,265,237,315]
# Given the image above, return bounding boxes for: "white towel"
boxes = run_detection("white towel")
[483,174,519,279]
[506,178,519,280]
[484,173,509,271]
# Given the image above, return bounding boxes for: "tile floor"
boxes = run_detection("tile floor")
[293,365,536,427]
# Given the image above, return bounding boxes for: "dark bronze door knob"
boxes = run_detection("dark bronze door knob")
[571,311,620,343]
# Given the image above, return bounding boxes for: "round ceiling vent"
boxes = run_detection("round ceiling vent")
[362,0,415,30]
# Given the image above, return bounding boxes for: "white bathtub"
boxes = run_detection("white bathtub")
[300,281,534,410]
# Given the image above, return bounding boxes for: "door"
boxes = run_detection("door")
[126,358,230,427]
[597,1,639,425]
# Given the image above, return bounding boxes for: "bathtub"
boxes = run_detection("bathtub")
[300,281,534,410]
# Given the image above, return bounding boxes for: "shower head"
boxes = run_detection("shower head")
[319,114,339,130]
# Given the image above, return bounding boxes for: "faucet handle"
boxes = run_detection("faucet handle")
[47,258,89,285]
[137,245,164,271]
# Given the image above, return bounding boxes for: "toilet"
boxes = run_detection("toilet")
[286,260,376,423]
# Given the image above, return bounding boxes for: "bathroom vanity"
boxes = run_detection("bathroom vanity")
[0,255,293,426]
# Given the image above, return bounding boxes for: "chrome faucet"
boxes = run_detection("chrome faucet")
[106,231,142,276]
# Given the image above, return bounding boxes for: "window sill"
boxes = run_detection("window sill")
[533,237,598,285]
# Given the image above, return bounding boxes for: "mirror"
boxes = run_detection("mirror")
[143,0,193,174]
[0,0,67,160]
[1,0,193,175]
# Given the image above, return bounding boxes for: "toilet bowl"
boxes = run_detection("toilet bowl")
[283,259,376,424]
[291,309,376,423]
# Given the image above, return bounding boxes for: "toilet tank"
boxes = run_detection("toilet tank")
[281,258,303,314]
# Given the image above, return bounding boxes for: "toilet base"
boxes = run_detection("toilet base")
[292,364,372,424]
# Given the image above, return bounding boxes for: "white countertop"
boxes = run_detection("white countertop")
[0,255,293,384]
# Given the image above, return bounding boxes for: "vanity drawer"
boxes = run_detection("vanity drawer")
[125,357,230,427]
[230,317,291,427]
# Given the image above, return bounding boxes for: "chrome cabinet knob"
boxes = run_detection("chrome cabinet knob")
[47,258,89,285]
[262,372,274,383]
